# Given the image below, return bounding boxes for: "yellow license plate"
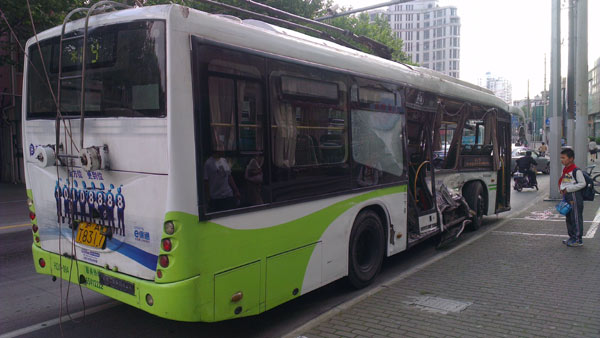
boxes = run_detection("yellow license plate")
[75,222,107,249]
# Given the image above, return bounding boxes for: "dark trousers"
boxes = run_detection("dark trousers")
[527,169,537,186]
[564,191,584,242]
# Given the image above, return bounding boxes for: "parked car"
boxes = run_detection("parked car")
[510,147,550,174]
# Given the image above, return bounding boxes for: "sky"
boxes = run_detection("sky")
[331,0,600,101]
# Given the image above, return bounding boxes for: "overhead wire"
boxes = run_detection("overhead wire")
[22,0,88,332]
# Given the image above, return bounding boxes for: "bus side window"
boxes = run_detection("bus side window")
[461,117,494,156]
[199,46,267,214]
[205,77,266,212]
[351,82,404,187]
[269,61,350,202]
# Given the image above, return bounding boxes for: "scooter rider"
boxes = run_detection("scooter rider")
[514,151,538,187]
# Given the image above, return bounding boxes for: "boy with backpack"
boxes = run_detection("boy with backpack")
[558,148,590,247]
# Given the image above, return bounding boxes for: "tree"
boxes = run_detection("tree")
[328,12,411,64]
[0,0,87,67]
[1,0,410,66]
[143,0,332,19]
[145,0,409,63]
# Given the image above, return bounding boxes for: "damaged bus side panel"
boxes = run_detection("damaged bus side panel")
[404,88,511,248]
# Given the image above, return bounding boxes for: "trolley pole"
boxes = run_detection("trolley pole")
[549,0,562,200]
[316,0,412,21]
[574,0,588,169]
[527,80,531,146]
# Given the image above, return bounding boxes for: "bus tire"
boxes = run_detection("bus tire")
[347,210,385,289]
[464,182,485,231]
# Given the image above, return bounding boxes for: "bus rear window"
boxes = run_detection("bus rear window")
[26,20,166,119]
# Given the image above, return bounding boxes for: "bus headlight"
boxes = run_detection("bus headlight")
[164,221,175,235]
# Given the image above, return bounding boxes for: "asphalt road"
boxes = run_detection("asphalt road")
[0,175,550,338]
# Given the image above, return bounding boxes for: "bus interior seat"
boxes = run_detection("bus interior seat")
[319,134,345,163]
[295,134,318,165]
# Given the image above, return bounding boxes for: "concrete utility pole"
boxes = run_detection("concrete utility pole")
[567,0,576,147]
[575,0,588,169]
[549,0,562,200]
[527,80,531,145]
[543,54,547,143]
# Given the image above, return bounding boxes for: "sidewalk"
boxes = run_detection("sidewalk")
[291,197,600,337]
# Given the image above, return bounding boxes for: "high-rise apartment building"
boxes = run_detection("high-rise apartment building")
[387,0,461,78]
[479,72,512,104]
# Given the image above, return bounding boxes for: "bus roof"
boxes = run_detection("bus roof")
[26,4,508,111]
[509,106,525,119]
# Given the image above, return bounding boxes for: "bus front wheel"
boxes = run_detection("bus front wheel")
[464,182,485,231]
[348,210,385,289]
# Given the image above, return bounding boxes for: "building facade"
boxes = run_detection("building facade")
[479,72,512,104]
[0,33,24,183]
[513,92,547,142]
[387,0,461,78]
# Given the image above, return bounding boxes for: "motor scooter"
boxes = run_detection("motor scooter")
[513,170,538,192]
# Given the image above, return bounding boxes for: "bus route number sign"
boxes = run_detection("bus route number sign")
[75,222,107,249]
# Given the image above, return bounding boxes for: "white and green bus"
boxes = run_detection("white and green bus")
[23,3,512,322]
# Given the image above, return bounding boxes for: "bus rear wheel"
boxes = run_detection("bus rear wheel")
[464,182,485,231]
[348,210,385,289]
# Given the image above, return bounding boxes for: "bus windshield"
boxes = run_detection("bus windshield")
[26,20,166,119]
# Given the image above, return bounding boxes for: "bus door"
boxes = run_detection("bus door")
[405,89,438,242]
[495,112,512,212]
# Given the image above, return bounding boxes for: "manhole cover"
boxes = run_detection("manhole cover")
[404,296,472,314]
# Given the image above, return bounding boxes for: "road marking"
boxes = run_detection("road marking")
[511,218,595,223]
[511,217,595,223]
[492,231,568,238]
[0,302,119,338]
[585,207,600,238]
[0,199,27,204]
[496,203,600,239]
[0,223,31,230]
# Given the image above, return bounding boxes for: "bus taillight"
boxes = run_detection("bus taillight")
[159,255,169,268]
[156,270,163,279]
[161,239,172,252]
[29,211,36,220]
[27,198,34,207]
[35,236,40,243]
[32,224,38,233]
[39,258,46,268]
